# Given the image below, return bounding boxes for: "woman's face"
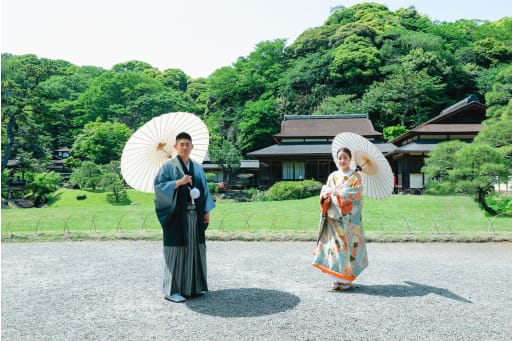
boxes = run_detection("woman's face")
[337,151,351,171]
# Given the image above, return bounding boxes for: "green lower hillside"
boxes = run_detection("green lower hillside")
[2,189,511,242]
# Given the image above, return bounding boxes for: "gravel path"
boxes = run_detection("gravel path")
[2,241,512,340]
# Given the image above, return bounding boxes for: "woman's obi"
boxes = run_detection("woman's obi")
[320,185,363,220]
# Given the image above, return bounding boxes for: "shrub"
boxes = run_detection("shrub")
[244,187,259,198]
[266,180,322,201]
[205,172,216,182]
[208,182,218,194]
[252,191,272,202]
[25,171,61,205]
[485,193,512,216]
[76,194,87,200]
[107,190,131,205]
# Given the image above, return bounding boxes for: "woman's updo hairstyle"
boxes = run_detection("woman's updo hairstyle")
[337,147,352,158]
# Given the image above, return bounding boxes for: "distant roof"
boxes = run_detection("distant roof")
[391,95,486,145]
[247,142,395,157]
[248,143,331,157]
[274,114,382,140]
[54,147,71,152]
[51,159,67,165]
[394,143,438,153]
[424,95,486,125]
[240,160,260,169]
[202,160,260,170]
[439,94,482,115]
[412,124,483,134]
[6,159,21,167]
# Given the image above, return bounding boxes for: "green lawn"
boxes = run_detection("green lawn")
[2,189,511,242]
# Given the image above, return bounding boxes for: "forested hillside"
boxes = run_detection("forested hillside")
[2,2,512,169]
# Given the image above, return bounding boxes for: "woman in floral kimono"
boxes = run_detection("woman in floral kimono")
[312,147,368,291]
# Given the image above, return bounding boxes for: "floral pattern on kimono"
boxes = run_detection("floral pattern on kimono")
[312,170,368,282]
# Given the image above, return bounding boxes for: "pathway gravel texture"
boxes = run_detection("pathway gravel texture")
[2,241,512,340]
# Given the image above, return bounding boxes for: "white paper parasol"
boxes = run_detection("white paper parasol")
[120,112,209,193]
[331,132,393,199]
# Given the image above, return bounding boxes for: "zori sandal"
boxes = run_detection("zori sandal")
[329,281,352,291]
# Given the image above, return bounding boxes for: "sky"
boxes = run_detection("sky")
[2,0,511,78]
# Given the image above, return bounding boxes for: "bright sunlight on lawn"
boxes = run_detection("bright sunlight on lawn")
[2,189,511,242]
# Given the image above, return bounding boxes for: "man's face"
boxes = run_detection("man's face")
[174,138,193,157]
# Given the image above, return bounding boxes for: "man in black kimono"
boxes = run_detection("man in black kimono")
[154,132,215,302]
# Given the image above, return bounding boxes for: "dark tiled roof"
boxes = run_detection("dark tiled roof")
[437,94,482,117]
[54,147,71,152]
[202,163,218,170]
[247,142,395,157]
[240,160,260,168]
[391,95,486,144]
[202,160,260,170]
[394,143,438,153]
[6,159,21,167]
[378,143,399,154]
[248,143,330,157]
[274,115,382,139]
[51,159,67,165]
[412,124,483,133]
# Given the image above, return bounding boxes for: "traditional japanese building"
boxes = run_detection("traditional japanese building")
[48,146,72,175]
[247,114,395,188]
[387,95,486,193]
[245,95,488,192]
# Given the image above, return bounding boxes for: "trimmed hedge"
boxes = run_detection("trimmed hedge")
[254,180,322,201]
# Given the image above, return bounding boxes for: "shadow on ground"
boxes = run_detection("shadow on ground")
[347,281,472,303]
[186,288,301,317]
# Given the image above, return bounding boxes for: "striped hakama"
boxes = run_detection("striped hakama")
[162,204,208,297]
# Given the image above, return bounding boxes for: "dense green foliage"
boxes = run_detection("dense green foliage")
[24,171,61,205]
[423,141,510,214]
[2,191,511,241]
[2,3,511,215]
[3,4,511,167]
[253,180,323,201]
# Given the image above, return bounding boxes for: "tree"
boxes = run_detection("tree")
[383,125,408,141]
[362,61,446,129]
[324,2,392,31]
[206,40,286,147]
[186,78,208,114]
[26,171,61,205]
[475,118,512,152]
[422,140,466,193]
[237,97,280,153]
[69,161,103,190]
[1,54,71,170]
[72,69,191,130]
[286,26,338,59]
[72,120,132,164]
[208,141,242,184]
[482,64,512,120]
[329,23,378,49]
[111,60,155,73]
[313,94,366,115]
[99,163,128,204]
[330,35,381,85]
[37,65,104,148]
[156,68,188,91]
[396,6,432,32]
[277,51,335,116]
[423,141,510,215]
[101,172,128,204]
[451,144,509,215]
[470,38,512,68]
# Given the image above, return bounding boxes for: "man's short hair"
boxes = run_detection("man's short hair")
[176,132,192,143]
